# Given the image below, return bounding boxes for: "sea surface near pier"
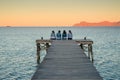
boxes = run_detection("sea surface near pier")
[0,27,120,80]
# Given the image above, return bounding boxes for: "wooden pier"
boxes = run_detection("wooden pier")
[31,40,102,80]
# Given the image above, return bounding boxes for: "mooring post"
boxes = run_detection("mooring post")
[41,37,43,40]
[45,43,49,52]
[37,43,40,64]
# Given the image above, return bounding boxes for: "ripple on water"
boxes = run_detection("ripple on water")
[0,27,120,80]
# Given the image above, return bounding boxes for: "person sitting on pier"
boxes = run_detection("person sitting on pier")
[50,30,56,40]
[68,30,73,40]
[56,30,61,40]
[62,30,67,40]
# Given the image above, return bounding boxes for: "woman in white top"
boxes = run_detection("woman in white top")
[50,31,56,40]
[68,30,73,40]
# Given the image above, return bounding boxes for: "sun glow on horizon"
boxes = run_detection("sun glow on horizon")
[0,0,120,26]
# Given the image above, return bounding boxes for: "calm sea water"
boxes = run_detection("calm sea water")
[0,27,120,80]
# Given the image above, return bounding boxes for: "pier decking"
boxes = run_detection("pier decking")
[31,40,102,80]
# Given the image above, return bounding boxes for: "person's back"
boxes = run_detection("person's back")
[56,30,61,40]
[68,30,73,40]
[50,31,56,40]
[62,30,67,40]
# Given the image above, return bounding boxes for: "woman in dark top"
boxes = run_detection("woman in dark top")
[62,30,67,40]
[56,30,61,40]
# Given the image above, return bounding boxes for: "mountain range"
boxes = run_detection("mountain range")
[73,21,120,27]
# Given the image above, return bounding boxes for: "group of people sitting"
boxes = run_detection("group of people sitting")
[50,30,73,40]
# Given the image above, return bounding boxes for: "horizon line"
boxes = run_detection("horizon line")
[1,21,120,27]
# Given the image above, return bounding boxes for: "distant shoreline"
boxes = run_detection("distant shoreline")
[73,21,120,27]
[0,26,120,28]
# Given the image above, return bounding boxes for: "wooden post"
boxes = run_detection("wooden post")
[46,43,50,48]
[80,44,83,49]
[45,43,49,53]
[90,44,94,62]
[37,43,40,64]
[88,44,91,59]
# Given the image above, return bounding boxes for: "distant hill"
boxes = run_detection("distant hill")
[73,21,120,27]
[6,26,11,27]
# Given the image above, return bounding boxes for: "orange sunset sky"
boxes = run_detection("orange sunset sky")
[0,0,120,26]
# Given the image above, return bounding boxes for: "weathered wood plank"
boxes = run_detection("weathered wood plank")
[76,39,93,44]
[36,39,52,44]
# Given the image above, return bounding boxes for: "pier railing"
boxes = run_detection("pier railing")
[36,39,94,64]
[36,39,52,64]
[76,39,93,62]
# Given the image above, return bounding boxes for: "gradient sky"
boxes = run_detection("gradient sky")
[0,0,120,26]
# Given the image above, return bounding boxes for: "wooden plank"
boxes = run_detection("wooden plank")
[36,39,52,44]
[31,40,102,80]
[76,39,93,44]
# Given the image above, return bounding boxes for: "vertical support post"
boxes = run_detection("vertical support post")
[37,43,40,64]
[45,43,49,52]
[80,44,83,49]
[88,44,91,59]
[90,44,94,62]
[46,43,50,49]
